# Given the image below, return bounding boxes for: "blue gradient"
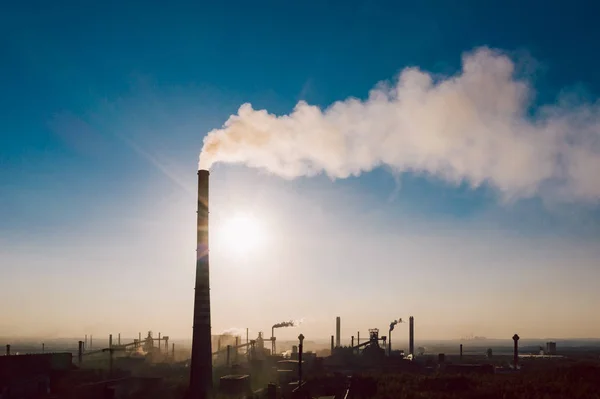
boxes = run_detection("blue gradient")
[2,0,600,338]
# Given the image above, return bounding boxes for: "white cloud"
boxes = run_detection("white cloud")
[200,47,600,203]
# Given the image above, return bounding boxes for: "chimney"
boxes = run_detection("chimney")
[109,334,112,349]
[335,317,341,348]
[78,341,83,365]
[460,344,463,361]
[409,316,414,356]
[118,333,121,346]
[190,169,213,399]
[5,344,10,356]
[512,334,520,369]
[330,335,334,354]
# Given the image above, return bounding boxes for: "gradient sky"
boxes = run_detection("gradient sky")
[2,1,600,345]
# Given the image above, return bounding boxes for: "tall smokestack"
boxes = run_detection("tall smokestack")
[512,334,520,370]
[190,169,213,399]
[335,317,340,348]
[409,316,414,357]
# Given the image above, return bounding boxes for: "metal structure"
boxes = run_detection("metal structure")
[388,318,403,356]
[409,316,414,357]
[512,334,520,369]
[335,317,341,348]
[190,169,213,399]
[271,321,295,355]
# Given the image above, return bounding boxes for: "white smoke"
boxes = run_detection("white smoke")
[199,47,600,202]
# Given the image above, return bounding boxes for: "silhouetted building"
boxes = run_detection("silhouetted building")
[0,353,73,397]
[546,341,557,355]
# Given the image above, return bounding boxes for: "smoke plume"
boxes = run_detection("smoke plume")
[199,47,600,202]
[390,318,403,331]
[272,320,297,329]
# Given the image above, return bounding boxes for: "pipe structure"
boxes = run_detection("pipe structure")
[78,341,83,366]
[335,317,341,348]
[513,334,520,369]
[409,316,414,356]
[298,334,304,389]
[190,170,213,399]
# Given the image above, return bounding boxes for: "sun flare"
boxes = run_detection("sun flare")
[217,213,265,256]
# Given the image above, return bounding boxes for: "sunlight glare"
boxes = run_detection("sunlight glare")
[217,213,266,257]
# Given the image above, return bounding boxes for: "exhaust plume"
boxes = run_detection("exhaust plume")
[272,320,296,329]
[390,318,403,332]
[222,328,245,336]
[199,47,600,202]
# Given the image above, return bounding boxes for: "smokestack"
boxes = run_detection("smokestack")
[5,345,10,356]
[330,335,334,354]
[109,334,112,349]
[78,341,83,366]
[512,334,520,369]
[90,335,93,349]
[118,333,121,346]
[357,331,360,345]
[158,332,161,350]
[460,344,463,361]
[335,317,340,348]
[409,316,414,356]
[190,169,213,399]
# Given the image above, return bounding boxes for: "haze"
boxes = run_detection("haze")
[2,1,600,345]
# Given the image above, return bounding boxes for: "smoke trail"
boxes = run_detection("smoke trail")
[199,47,600,202]
[222,328,245,336]
[272,320,296,329]
[390,318,403,332]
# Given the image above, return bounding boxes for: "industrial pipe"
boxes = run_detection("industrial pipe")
[190,169,213,399]
[298,334,304,388]
[513,334,520,369]
[335,317,341,348]
[78,341,83,366]
[409,316,414,356]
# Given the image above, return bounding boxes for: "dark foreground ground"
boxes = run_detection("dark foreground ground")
[349,362,600,399]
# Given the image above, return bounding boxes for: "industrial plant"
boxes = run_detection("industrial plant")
[1,170,597,399]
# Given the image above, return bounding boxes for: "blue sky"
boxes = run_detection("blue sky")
[2,1,600,342]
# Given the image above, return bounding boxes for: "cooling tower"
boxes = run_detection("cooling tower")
[190,169,213,399]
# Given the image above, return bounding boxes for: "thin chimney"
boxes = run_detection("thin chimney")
[190,170,213,399]
[335,317,341,348]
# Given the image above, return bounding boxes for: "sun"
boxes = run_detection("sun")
[217,213,265,256]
